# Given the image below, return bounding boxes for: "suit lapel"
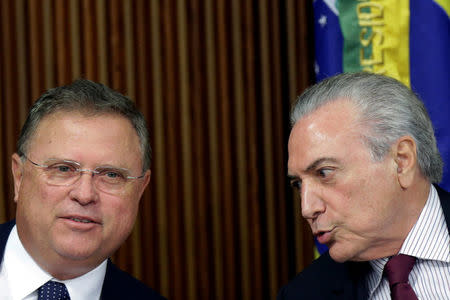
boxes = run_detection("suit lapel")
[324,256,370,300]
[0,220,16,262]
[345,261,371,300]
[329,275,355,300]
[99,260,115,299]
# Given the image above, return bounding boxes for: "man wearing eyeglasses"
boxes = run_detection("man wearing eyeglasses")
[0,79,166,299]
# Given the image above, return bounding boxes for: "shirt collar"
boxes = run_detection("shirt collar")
[400,185,450,262]
[60,260,107,300]
[366,184,450,296]
[2,225,107,300]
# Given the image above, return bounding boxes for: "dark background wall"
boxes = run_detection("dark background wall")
[0,1,315,299]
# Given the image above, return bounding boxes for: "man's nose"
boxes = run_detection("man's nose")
[69,172,98,205]
[300,181,325,220]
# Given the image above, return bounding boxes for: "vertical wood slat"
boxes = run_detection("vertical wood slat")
[55,0,70,85]
[42,0,55,90]
[242,0,264,297]
[258,0,280,297]
[28,0,43,99]
[109,0,125,90]
[0,1,316,299]
[148,0,170,296]
[69,0,81,80]
[161,1,185,299]
[230,1,251,299]
[267,2,290,297]
[81,0,96,80]
[187,2,211,299]
[96,0,108,85]
[286,0,299,104]
[176,0,196,298]
[216,1,237,299]
[204,1,225,298]
[123,0,135,101]
[14,0,28,124]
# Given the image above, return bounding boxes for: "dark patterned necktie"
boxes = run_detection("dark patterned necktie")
[384,254,418,300]
[37,281,71,300]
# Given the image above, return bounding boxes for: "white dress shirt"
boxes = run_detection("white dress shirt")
[367,185,450,300]
[0,225,107,300]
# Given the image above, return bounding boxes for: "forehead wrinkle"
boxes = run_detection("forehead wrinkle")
[27,112,142,172]
[288,100,363,176]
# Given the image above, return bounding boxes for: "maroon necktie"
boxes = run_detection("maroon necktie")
[384,254,418,300]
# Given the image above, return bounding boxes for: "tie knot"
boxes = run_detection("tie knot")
[38,281,71,300]
[384,254,416,286]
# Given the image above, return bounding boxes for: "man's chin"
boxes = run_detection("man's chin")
[329,254,349,263]
[54,243,101,262]
[328,245,355,263]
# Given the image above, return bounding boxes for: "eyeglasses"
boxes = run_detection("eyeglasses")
[23,155,146,194]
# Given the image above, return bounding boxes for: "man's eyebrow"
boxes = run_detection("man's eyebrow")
[287,174,298,180]
[287,157,339,178]
[305,157,339,173]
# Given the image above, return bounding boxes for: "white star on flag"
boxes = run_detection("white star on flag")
[318,15,327,27]
[314,61,320,75]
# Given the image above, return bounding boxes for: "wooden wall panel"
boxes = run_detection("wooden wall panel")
[0,1,315,299]
[203,2,225,298]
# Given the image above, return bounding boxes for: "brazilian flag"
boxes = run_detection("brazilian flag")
[313,0,450,255]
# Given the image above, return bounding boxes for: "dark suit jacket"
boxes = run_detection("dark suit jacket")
[0,220,166,300]
[277,185,450,300]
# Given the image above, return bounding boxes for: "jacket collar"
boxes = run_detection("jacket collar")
[435,184,450,230]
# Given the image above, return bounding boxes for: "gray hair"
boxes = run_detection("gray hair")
[17,78,151,172]
[290,72,443,183]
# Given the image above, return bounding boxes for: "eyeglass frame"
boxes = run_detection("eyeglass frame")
[21,154,146,189]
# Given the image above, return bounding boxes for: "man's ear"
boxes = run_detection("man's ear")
[392,136,417,189]
[11,153,24,203]
[138,170,151,198]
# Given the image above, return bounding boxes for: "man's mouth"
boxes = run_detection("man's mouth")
[69,217,94,223]
[314,229,334,244]
[61,215,101,225]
